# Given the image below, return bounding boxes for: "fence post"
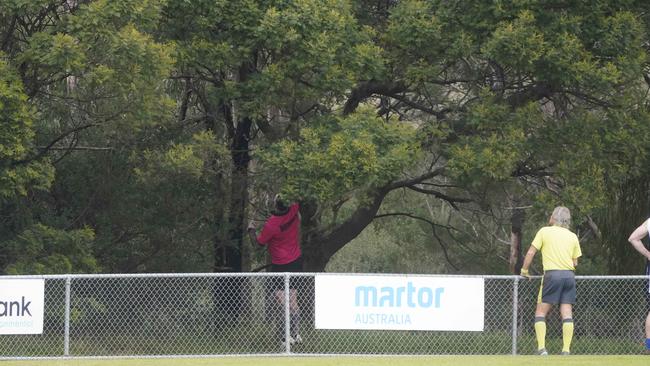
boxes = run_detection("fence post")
[511,276,519,355]
[284,273,291,354]
[64,276,71,356]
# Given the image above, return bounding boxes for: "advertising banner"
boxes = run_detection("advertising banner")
[315,275,484,331]
[0,279,45,334]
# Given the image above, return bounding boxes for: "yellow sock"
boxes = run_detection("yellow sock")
[562,318,574,353]
[534,317,546,350]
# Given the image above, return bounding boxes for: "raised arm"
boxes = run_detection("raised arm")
[247,221,265,247]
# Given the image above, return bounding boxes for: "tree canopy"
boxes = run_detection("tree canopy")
[2,0,650,275]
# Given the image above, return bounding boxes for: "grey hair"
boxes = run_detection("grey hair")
[551,206,571,228]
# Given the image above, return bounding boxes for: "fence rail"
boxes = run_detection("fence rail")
[1,273,648,359]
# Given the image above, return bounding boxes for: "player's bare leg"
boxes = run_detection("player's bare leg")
[275,289,301,344]
[274,290,288,344]
[288,289,301,342]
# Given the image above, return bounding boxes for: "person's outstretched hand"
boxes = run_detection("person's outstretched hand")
[247,221,256,231]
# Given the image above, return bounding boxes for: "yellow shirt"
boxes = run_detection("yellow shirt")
[531,225,582,271]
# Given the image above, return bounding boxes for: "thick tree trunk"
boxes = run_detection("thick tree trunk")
[200,95,235,273]
[302,189,389,271]
[211,170,227,271]
[213,59,255,273]
[300,170,445,271]
[227,118,252,271]
[214,116,252,272]
[212,115,252,322]
[509,207,525,275]
[210,60,254,319]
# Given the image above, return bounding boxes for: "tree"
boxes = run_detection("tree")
[256,0,650,271]
[3,0,650,277]
[0,0,174,274]
[0,56,53,200]
[159,0,384,272]
[3,224,98,274]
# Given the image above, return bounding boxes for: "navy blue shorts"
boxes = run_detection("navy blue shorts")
[539,270,576,305]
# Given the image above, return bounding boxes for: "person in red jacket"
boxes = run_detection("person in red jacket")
[248,194,302,345]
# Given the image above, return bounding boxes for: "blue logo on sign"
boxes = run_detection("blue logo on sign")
[354,282,444,308]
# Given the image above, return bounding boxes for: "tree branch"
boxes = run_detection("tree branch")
[344,80,407,115]
[36,146,113,151]
[505,83,552,108]
[386,93,450,119]
[386,168,445,190]
[178,77,193,124]
[374,212,459,270]
[406,186,472,210]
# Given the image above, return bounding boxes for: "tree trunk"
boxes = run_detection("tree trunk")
[211,115,252,322]
[222,116,252,272]
[213,59,255,273]
[200,94,235,273]
[302,189,388,271]
[509,207,525,275]
[210,60,254,319]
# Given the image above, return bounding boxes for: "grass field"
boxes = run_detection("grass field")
[1,356,649,366]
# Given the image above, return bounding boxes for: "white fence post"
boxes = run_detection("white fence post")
[511,276,519,355]
[64,276,71,356]
[284,273,291,354]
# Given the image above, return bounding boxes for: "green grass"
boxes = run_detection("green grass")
[0,356,649,366]
[3,328,643,356]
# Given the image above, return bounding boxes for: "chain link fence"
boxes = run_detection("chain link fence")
[0,273,648,359]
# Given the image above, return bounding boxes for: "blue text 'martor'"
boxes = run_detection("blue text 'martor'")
[354,282,444,308]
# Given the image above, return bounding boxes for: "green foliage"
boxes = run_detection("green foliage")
[0,0,176,274]
[447,99,533,182]
[384,1,446,62]
[134,131,229,183]
[0,56,54,200]
[109,130,230,272]
[164,0,383,115]
[4,224,99,274]
[483,8,645,92]
[63,0,174,128]
[419,1,650,220]
[258,106,420,203]
[3,0,650,275]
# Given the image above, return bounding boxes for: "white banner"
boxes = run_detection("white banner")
[0,279,45,334]
[315,275,484,331]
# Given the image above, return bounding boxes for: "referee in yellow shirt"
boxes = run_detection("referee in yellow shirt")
[520,206,582,356]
